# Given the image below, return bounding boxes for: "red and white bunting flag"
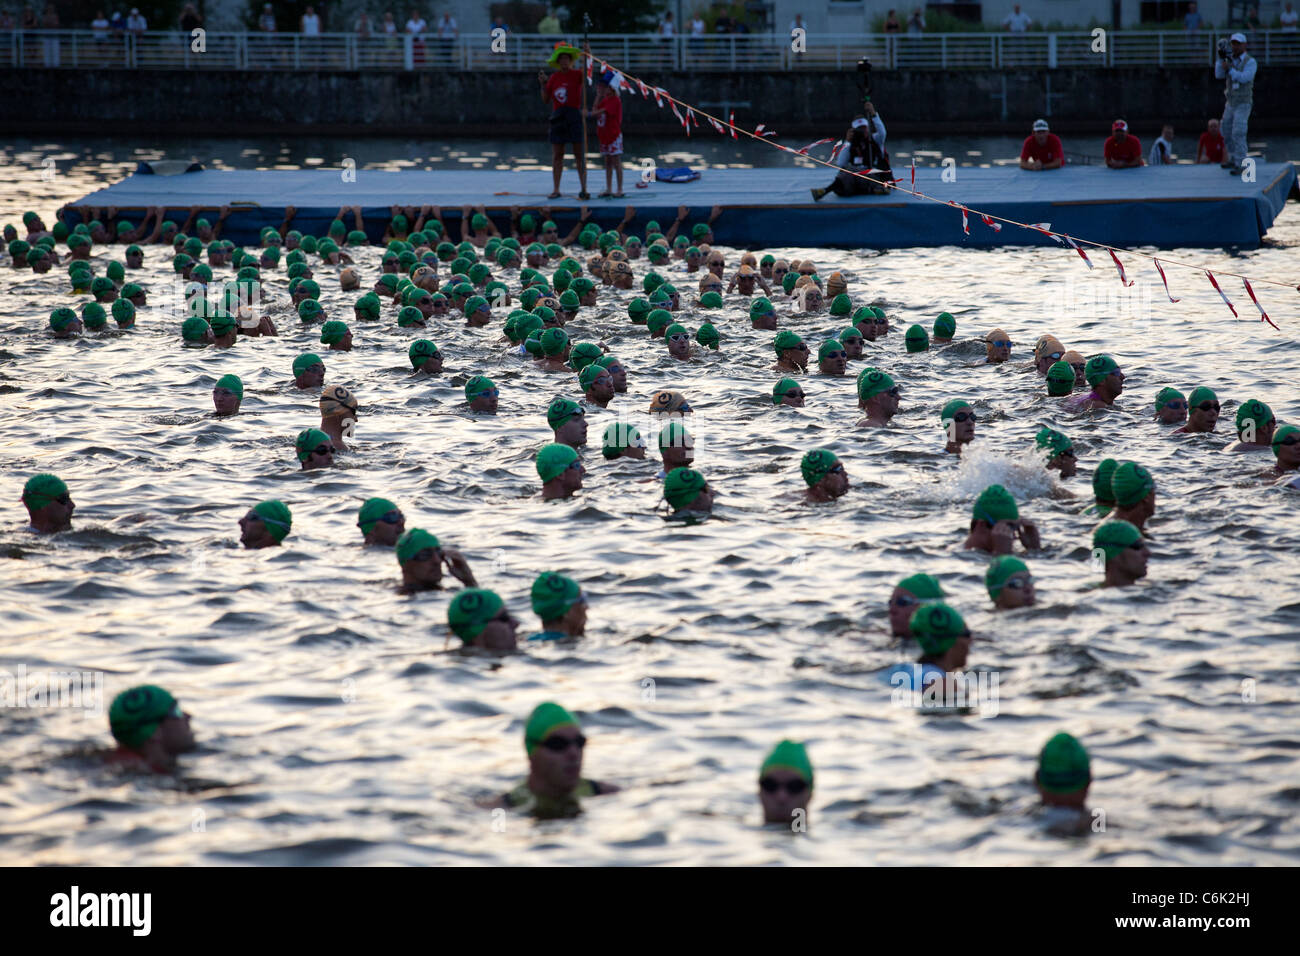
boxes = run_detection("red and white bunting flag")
[754,124,776,138]
[1153,258,1180,302]
[828,140,846,165]
[687,108,698,128]
[1107,249,1134,286]
[1064,236,1094,269]
[796,137,833,155]
[636,78,649,99]
[980,213,1002,233]
[1028,222,1063,243]
[585,55,593,83]
[670,101,684,124]
[910,158,915,193]
[1206,271,1238,317]
[947,202,969,235]
[708,115,727,136]
[1242,278,1278,329]
[652,87,665,108]
[728,111,737,140]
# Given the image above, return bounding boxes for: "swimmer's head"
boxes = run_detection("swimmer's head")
[1046,361,1075,396]
[908,602,971,659]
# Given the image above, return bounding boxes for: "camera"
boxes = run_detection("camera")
[856,58,873,98]
[1217,38,1232,60]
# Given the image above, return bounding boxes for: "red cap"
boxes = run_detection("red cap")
[1112,120,1128,132]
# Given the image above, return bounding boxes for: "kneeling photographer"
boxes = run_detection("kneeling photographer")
[811,60,892,201]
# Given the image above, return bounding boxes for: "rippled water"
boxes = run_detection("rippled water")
[2,139,1299,866]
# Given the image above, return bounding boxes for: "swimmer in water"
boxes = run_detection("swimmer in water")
[908,602,973,675]
[396,528,478,593]
[933,312,956,344]
[319,385,359,451]
[320,320,353,352]
[538,443,585,499]
[295,428,336,472]
[664,467,714,517]
[21,474,74,533]
[602,422,646,461]
[547,398,587,449]
[1045,360,1075,398]
[210,311,238,348]
[1036,428,1077,478]
[105,685,196,774]
[465,376,499,414]
[1035,733,1091,834]
[1269,424,1300,478]
[856,369,900,427]
[1065,355,1124,411]
[212,374,242,416]
[1062,350,1087,387]
[535,327,572,371]
[665,323,693,361]
[984,328,1013,364]
[986,555,1036,609]
[773,378,805,408]
[447,588,517,651]
[528,572,587,641]
[293,353,325,390]
[941,399,977,455]
[657,422,695,478]
[1226,400,1275,451]
[801,449,850,502]
[817,339,848,375]
[839,326,865,359]
[1092,520,1148,587]
[492,702,619,817]
[1108,462,1156,532]
[358,498,405,546]
[750,298,778,331]
[1031,334,1065,376]
[595,354,627,393]
[1086,458,1119,517]
[49,307,82,339]
[772,331,810,373]
[580,365,615,408]
[409,339,443,374]
[964,484,1041,554]
[888,573,945,637]
[727,263,772,297]
[239,499,292,549]
[758,740,813,829]
[1173,386,1219,434]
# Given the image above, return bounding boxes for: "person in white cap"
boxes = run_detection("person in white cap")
[1019,119,1063,171]
[126,6,147,33]
[1214,32,1257,174]
[1104,119,1143,169]
[810,102,890,200]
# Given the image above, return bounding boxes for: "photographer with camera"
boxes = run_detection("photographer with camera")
[1215,32,1257,175]
[810,60,893,201]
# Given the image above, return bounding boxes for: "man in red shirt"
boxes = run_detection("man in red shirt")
[588,69,625,198]
[1104,119,1143,169]
[537,42,589,199]
[1196,117,1226,164]
[1019,118,1064,170]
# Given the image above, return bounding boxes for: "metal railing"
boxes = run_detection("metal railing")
[4,29,1300,71]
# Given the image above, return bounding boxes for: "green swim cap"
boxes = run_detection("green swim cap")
[973,484,1019,524]
[327,219,346,239]
[856,368,895,401]
[909,602,970,657]
[22,473,68,510]
[934,312,956,338]
[647,309,673,335]
[817,338,844,362]
[940,399,971,425]
[905,324,930,353]
[1084,354,1120,386]
[664,467,707,511]
[292,352,323,377]
[552,270,573,294]
[691,222,710,239]
[985,555,1029,599]
[829,293,851,316]
[664,323,688,340]
[106,260,125,283]
[53,221,70,241]
[774,330,804,355]
[699,291,723,309]
[1151,386,1183,413]
[537,442,579,482]
[1093,519,1142,560]
[531,571,584,622]
[464,295,489,318]
[398,306,424,327]
[91,276,115,297]
[1046,361,1075,396]
[181,316,211,343]
[447,588,505,643]
[648,288,672,308]
[539,327,569,357]
[840,326,864,344]
[109,685,178,749]
[781,271,799,295]
[800,448,839,488]
[760,740,814,786]
[252,499,292,543]
[570,342,603,372]
[214,373,243,401]
[773,378,801,405]
[299,234,319,253]
[356,497,398,536]
[545,242,563,257]
[297,299,324,322]
[515,314,543,341]
[1272,424,1300,457]
[1091,459,1118,510]
[547,397,583,430]
[601,422,643,459]
[749,297,774,320]
[111,299,136,326]
[295,428,331,462]
[465,375,496,401]
[647,243,668,261]
[468,263,491,286]
[1188,385,1217,408]
[897,573,944,600]
[1110,462,1154,508]
[578,364,607,391]
[1035,427,1073,458]
[81,302,107,330]
[49,307,78,332]
[642,271,665,294]
[471,213,489,231]
[696,323,720,349]
[320,320,349,344]
[395,527,440,565]
[408,339,439,368]
[352,293,382,321]
[525,702,579,755]
[347,229,367,247]
[1037,732,1091,794]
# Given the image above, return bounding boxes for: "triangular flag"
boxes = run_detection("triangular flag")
[1206,271,1238,317]
[1107,249,1133,286]
[1153,258,1180,302]
[1242,277,1278,329]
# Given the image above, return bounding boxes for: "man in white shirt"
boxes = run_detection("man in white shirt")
[406,11,427,35]
[660,12,674,35]
[1214,32,1258,173]
[126,7,147,33]
[1148,125,1174,165]
[258,3,275,32]
[1003,5,1032,32]
[1281,3,1298,31]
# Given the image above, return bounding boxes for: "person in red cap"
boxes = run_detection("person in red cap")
[537,42,590,200]
[1104,120,1143,169]
[1019,119,1064,171]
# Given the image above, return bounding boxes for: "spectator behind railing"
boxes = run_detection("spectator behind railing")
[435,8,456,62]
[1184,1,1202,35]
[41,2,59,67]
[538,8,561,35]
[0,9,14,29]
[382,11,398,36]
[883,9,901,33]
[356,11,371,37]
[179,2,201,33]
[1283,3,1298,31]
[258,3,275,32]
[126,6,147,35]
[91,9,108,38]
[302,5,321,35]
[1004,4,1033,32]
[908,8,925,34]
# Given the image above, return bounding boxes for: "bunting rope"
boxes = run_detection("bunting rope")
[584,50,1296,326]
